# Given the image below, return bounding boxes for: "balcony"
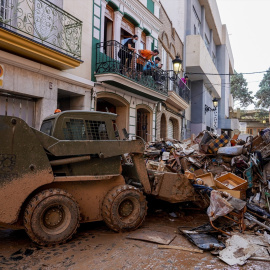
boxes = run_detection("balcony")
[95,40,190,104]
[0,0,82,69]
[186,35,221,98]
[165,70,190,110]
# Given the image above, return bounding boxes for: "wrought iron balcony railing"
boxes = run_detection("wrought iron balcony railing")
[96,40,168,96]
[96,40,190,102]
[164,70,191,103]
[0,0,82,59]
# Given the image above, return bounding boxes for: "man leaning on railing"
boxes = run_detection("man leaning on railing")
[143,57,163,85]
[136,49,159,73]
[118,35,138,73]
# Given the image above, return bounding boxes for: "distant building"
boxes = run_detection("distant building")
[92,0,191,141]
[156,3,190,140]
[233,109,269,136]
[161,0,239,136]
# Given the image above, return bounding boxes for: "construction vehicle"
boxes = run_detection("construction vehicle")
[0,111,201,245]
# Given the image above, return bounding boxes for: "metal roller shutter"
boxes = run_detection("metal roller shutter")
[168,119,174,139]
[0,94,35,127]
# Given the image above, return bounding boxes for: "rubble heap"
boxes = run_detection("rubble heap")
[143,129,270,265]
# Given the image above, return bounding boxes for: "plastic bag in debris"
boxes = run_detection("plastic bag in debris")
[207,190,234,221]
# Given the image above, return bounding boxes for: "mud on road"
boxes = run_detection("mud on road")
[0,205,269,270]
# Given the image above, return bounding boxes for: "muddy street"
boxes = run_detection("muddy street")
[0,204,268,270]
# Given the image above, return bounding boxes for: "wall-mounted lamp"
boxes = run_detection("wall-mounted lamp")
[205,97,219,114]
[172,55,183,74]
[168,56,183,82]
[263,119,266,124]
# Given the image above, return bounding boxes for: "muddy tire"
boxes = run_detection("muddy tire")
[24,189,80,246]
[102,185,147,232]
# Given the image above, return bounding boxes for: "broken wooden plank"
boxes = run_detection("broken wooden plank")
[127,229,176,245]
[249,257,270,262]
[158,245,203,253]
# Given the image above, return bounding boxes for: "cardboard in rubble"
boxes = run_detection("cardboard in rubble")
[218,189,246,200]
[215,173,248,191]
[194,169,206,176]
[196,173,216,188]
[185,170,196,180]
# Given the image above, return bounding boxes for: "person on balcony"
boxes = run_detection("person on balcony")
[179,75,189,89]
[118,35,138,73]
[143,57,163,84]
[136,49,160,73]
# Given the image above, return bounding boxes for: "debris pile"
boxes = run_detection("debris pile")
[143,129,270,265]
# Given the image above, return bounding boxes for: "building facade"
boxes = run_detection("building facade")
[0,0,94,129]
[156,4,190,140]
[235,109,270,136]
[161,0,239,136]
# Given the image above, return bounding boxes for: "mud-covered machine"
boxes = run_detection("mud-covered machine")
[0,111,201,245]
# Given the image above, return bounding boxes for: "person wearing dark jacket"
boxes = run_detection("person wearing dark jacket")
[118,35,138,73]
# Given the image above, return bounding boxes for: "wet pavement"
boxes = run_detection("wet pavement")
[0,202,269,270]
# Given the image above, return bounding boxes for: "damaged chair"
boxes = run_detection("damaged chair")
[207,190,247,236]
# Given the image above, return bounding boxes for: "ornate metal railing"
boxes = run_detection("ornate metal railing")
[96,40,168,96]
[96,40,191,101]
[164,70,191,103]
[0,0,82,59]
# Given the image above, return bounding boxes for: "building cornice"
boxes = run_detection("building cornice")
[119,0,162,33]
[0,50,94,89]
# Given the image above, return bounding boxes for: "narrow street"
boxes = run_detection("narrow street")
[0,203,268,270]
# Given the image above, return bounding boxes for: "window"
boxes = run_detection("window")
[104,5,114,42]
[247,128,253,135]
[193,6,201,35]
[40,120,54,136]
[205,34,210,51]
[140,31,146,50]
[85,120,109,140]
[63,119,86,140]
[147,0,154,14]
[0,0,14,28]
[169,56,174,90]
[212,52,216,65]
[162,47,167,70]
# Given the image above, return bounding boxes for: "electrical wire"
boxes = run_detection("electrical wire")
[186,70,269,76]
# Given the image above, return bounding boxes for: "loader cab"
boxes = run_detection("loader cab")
[40,111,118,140]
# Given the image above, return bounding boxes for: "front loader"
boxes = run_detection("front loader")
[0,111,200,245]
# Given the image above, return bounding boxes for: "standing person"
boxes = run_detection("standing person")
[179,75,188,89]
[136,49,159,72]
[118,35,138,73]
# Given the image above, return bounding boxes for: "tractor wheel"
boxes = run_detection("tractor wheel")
[102,185,147,232]
[24,189,80,246]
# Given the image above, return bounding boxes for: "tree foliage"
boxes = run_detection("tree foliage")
[231,71,253,108]
[254,109,269,121]
[255,67,270,108]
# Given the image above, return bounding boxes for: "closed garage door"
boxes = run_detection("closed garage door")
[168,119,174,139]
[0,94,35,127]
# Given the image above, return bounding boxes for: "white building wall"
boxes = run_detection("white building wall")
[160,0,186,42]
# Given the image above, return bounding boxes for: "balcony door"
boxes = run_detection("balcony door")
[0,0,17,29]
[137,109,149,142]
[104,5,114,56]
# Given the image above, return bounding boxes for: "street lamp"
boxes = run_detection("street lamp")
[263,119,266,124]
[213,97,219,108]
[172,56,182,74]
[205,98,219,114]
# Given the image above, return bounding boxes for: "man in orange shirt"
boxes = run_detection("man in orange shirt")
[136,49,159,72]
